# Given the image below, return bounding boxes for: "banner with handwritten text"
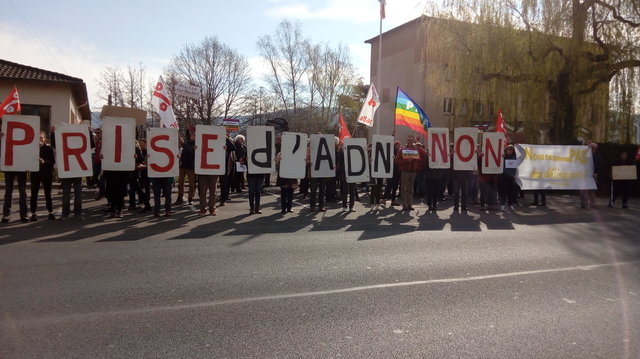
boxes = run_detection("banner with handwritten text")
[515,144,597,190]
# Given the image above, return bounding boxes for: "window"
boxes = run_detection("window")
[443,97,454,115]
[473,101,483,116]
[488,102,495,117]
[20,104,51,137]
[459,99,468,116]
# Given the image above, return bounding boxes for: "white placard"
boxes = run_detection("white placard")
[280,132,307,179]
[175,82,200,99]
[505,159,518,169]
[310,134,336,178]
[101,117,136,171]
[194,125,226,175]
[481,133,505,174]
[453,127,477,171]
[147,128,179,178]
[247,126,275,175]
[612,166,637,180]
[371,135,394,179]
[515,144,596,190]
[55,124,93,178]
[343,138,369,183]
[0,115,39,172]
[428,128,450,169]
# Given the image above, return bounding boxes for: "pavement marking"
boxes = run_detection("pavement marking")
[7,260,640,325]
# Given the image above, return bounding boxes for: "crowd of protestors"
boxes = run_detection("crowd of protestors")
[0,127,637,223]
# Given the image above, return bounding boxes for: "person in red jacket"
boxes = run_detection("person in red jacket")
[395,135,422,210]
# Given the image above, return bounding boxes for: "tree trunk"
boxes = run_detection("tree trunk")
[549,69,578,144]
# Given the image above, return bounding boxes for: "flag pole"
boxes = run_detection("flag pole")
[376,9,382,136]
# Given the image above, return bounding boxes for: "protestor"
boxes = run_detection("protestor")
[368,144,384,211]
[92,128,106,200]
[451,147,474,212]
[425,144,446,211]
[198,172,219,216]
[137,138,151,200]
[176,127,196,205]
[395,135,422,211]
[247,171,263,214]
[414,142,427,198]
[498,144,518,212]
[275,152,297,213]
[325,137,340,203]
[232,134,247,193]
[610,151,633,209]
[530,190,546,207]
[50,125,90,221]
[336,141,356,212]
[307,141,330,213]
[29,131,56,221]
[218,133,236,207]
[477,148,498,211]
[0,128,28,222]
[147,150,177,217]
[382,140,402,206]
[580,142,601,209]
[128,140,152,213]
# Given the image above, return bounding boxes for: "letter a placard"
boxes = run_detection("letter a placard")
[101,117,136,171]
[55,124,92,178]
[147,128,179,178]
[310,134,336,178]
[247,126,275,175]
[0,115,39,172]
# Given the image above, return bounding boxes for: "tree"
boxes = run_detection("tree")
[165,36,252,128]
[422,0,640,143]
[95,65,125,108]
[257,20,310,131]
[94,63,152,111]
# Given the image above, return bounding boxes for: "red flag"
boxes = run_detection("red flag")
[0,87,20,118]
[379,0,386,19]
[338,113,351,144]
[495,108,508,144]
[636,145,640,161]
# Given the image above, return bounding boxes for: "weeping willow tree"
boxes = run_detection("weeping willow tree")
[422,0,640,144]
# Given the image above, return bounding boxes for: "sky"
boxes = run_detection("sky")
[0,0,428,110]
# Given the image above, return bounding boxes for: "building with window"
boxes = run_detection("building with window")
[0,59,91,137]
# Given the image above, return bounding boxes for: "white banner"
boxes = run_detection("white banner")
[481,133,505,174]
[175,82,200,99]
[0,115,39,172]
[280,132,307,179]
[194,125,226,175]
[453,127,477,171]
[371,135,394,179]
[101,117,136,171]
[515,144,597,190]
[310,134,336,178]
[428,128,450,169]
[151,76,179,129]
[55,124,93,178]
[247,126,275,175]
[343,138,370,183]
[147,128,179,178]
[357,83,380,127]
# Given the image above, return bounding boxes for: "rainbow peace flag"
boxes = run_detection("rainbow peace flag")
[394,87,431,136]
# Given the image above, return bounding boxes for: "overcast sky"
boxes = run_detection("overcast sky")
[0,0,427,109]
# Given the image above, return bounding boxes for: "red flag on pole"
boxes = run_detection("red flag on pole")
[379,0,386,19]
[495,108,508,144]
[338,113,351,144]
[0,87,20,118]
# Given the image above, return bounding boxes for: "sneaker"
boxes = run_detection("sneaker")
[500,205,506,211]
[174,198,184,205]
[287,209,293,213]
[319,207,326,212]
[200,209,208,215]
[461,207,468,211]
[219,202,226,207]
[30,213,38,222]
[210,209,217,216]
[20,216,29,223]
[509,205,516,211]
[116,212,124,218]
[391,201,400,206]
[139,207,152,213]
[59,215,69,221]
[188,200,194,205]
[343,207,348,212]
[1,215,9,223]
[127,205,139,211]
[349,207,354,212]
[48,213,56,220]
[75,215,85,220]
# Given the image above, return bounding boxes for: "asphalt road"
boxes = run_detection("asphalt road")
[1,190,639,358]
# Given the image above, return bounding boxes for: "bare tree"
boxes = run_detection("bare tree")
[165,36,252,127]
[95,65,125,108]
[257,20,310,131]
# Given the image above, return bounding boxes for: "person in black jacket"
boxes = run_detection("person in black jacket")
[498,144,518,212]
[29,131,56,221]
[176,127,196,205]
[610,151,633,209]
[218,134,236,206]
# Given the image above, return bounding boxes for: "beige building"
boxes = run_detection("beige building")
[0,59,91,137]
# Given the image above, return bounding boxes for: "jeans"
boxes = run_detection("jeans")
[30,172,53,214]
[152,178,173,213]
[3,172,28,217]
[247,176,262,208]
[310,178,327,208]
[60,177,83,217]
[281,187,294,211]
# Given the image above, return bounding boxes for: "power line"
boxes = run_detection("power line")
[9,0,67,74]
